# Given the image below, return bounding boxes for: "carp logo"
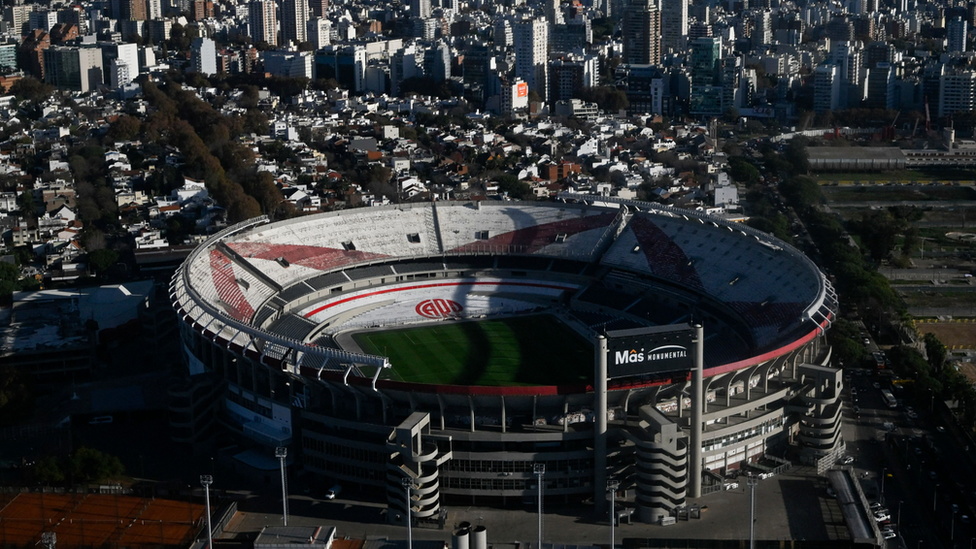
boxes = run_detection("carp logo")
[415,299,463,319]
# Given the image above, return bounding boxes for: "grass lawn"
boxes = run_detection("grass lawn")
[352,314,593,386]
[822,185,976,203]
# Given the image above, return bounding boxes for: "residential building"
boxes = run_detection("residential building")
[43,46,103,93]
[281,0,309,46]
[948,16,968,53]
[249,0,278,47]
[939,70,976,117]
[514,17,548,102]
[864,62,895,109]
[814,64,841,113]
[690,36,723,115]
[263,50,313,79]
[307,18,331,49]
[623,1,661,66]
[191,37,217,75]
[660,0,688,53]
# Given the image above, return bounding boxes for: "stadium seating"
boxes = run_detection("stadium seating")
[603,212,821,344]
[437,204,619,260]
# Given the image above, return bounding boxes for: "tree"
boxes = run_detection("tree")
[8,77,54,102]
[33,456,65,484]
[71,447,124,483]
[17,190,35,218]
[728,157,760,183]
[492,174,531,200]
[0,365,32,425]
[108,115,142,141]
[924,332,947,372]
[575,86,629,113]
[784,136,810,174]
[87,249,119,276]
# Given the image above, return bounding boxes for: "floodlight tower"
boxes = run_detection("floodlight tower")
[535,463,545,549]
[607,478,619,549]
[275,447,288,526]
[200,475,213,549]
[401,477,417,549]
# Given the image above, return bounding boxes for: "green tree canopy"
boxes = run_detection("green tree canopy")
[87,249,120,276]
[575,86,629,113]
[71,447,124,483]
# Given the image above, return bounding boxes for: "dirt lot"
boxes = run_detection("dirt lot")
[916,321,976,348]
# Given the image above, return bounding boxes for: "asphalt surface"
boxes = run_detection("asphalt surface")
[218,465,837,544]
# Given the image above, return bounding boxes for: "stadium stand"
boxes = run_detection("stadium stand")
[394,261,446,274]
[268,313,320,341]
[346,265,396,280]
[442,206,619,259]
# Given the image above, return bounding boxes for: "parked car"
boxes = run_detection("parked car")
[841,456,855,465]
[874,513,891,522]
[324,485,342,500]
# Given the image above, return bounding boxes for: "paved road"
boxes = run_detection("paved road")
[219,466,835,545]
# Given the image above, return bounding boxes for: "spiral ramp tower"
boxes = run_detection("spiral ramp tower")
[625,405,688,524]
[791,364,845,467]
[387,412,453,525]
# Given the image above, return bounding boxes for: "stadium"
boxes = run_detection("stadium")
[169,196,840,525]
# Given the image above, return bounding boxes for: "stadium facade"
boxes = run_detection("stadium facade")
[170,198,839,524]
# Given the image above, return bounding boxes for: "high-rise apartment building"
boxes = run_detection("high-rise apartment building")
[660,0,687,53]
[623,1,660,66]
[4,5,34,35]
[191,37,217,75]
[281,0,309,45]
[249,0,278,47]
[690,36,723,114]
[939,70,976,117]
[307,18,331,49]
[410,0,431,19]
[514,17,548,102]
[28,10,57,32]
[864,62,895,109]
[43,46,103,92]
[309,0,328,18]
[814,64,841,113]
[752,10,772,48]
[100,42,139,85]
[948,16,968,53]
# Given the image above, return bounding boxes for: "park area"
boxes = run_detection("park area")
[353,314,593,386]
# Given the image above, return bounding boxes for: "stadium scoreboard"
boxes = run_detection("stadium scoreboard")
[605,324,696,379]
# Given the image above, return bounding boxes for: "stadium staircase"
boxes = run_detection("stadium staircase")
[427,201,445,254]
[216,241,283,292]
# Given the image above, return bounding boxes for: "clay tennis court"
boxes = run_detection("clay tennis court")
[0,493,204,547]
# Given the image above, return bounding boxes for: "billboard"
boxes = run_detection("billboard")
[517,82,528,97]
[605,324,695,378]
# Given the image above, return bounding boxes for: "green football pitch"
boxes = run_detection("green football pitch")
[352,314,594,386]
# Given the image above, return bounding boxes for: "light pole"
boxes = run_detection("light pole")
[747,473,758,549]
[200,475,213,549]
[880,468,886,505]
[607,479,619,549]
[534,463,545,549]
[275,447,288,526]
[401,477,416,549]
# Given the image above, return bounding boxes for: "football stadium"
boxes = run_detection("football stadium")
[170,196,840,524]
